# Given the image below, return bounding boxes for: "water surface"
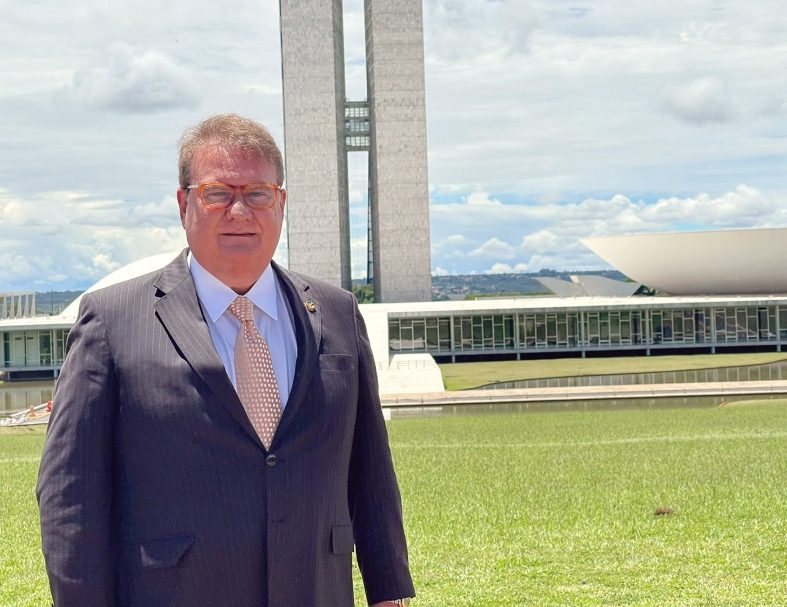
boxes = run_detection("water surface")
[5,360,787,419]
[480,359,787,390]
[0,380,54,415]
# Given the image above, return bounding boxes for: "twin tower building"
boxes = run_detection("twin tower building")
[280,0,432,302]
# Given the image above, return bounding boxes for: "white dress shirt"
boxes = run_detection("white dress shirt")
[189,254,298,408]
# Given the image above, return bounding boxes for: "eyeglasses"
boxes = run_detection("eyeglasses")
[186,182,283,210]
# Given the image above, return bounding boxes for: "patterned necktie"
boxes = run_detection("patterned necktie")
[228,296,282,449]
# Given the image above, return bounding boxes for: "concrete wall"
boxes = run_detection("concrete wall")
[280,0,351,289]
[365,0,432,302]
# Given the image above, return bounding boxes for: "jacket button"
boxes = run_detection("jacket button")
[265,454,277,467]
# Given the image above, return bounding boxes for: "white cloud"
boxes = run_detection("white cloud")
[433,234,470,255]
[0,197,28,224]
[0,253,45,283]
[443,234,469,246]
[521,230,559,253]
[92,253,121,274]
[422,0,787,200]
[466,191,503,207]
[431,185,787,274]
[659,76,734,125]
[348,187,367,205]
[488,262,529,274]
[351,237,369,279]
[469,237,517,259]
[425,0,537,63]
[0,188,187,290]
[64,43,199,113]
[488,263,513,274]
[636,185,775,227]
[273,217,289,268]
[432,267,449,276]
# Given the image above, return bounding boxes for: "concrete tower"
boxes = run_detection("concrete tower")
[279,0,431,302]
[279,0,350,289]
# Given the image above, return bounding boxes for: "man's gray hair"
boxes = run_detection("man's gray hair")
[178,113,285,188]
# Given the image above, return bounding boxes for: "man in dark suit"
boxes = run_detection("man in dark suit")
[37,114,415,607]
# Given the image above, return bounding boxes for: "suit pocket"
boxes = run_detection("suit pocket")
[130,535,194,570]
[319,354,355,373]
[331,525,355,555]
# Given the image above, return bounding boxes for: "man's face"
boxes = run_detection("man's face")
[176,147,286,293]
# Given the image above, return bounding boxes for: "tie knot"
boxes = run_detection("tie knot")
[229,296,254,322]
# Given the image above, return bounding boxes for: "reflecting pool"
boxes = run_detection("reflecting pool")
[480,360,787,390]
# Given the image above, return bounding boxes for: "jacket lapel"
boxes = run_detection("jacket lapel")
[152,250,262,446]
[271,263,320,446]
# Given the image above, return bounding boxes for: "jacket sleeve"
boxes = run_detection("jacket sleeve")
[36,293,118,606]
[348,300,416,604]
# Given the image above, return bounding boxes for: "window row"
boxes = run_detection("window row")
[344,119,370,133]
[1,330,69,368]
[389,306,787,352]
[344,104,369,118]
[346,135,370,149]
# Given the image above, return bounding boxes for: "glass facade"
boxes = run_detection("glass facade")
[651,308,712,344]
[0,329,69,368]
[2,333,9,367]
[388,304,784,356]
[452,315,515,351]
[714,307,776,343]
[388,317,451,352]
[521,312,580,348]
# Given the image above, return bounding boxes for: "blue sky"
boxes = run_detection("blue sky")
[2,0,787,290]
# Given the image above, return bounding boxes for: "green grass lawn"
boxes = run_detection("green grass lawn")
[382,402,787,606]
[3,403,787,606]
[0,427,49,607]
[439,352,787,390]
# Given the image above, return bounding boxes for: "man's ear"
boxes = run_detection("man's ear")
[176,189,188,228]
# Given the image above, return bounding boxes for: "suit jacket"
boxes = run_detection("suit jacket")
[36,250,414,607]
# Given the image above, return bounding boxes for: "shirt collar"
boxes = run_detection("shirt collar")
[188,253,280,323]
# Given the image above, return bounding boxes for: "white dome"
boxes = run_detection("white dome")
[61,251,182,320]
[583,228,787,295]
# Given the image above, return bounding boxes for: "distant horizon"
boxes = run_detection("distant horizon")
[21,267,629,297]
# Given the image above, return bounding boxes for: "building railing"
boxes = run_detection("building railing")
[1,292,37,320]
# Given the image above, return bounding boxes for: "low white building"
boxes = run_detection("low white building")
[4,229,787,394]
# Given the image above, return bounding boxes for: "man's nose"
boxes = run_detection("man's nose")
[227,197,253,217]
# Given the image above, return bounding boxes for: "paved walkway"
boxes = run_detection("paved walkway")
[380,380,787,407]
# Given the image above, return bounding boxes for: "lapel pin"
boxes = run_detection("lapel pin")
[304,300,317,313]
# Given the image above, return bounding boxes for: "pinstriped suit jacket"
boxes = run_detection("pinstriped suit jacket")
[36,250,414,607]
